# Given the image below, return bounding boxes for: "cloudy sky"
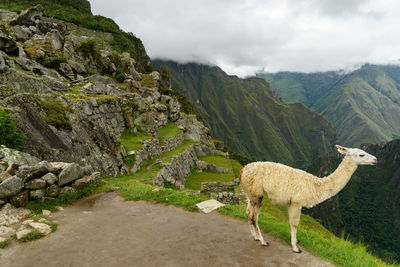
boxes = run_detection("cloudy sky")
[91,0,400,77]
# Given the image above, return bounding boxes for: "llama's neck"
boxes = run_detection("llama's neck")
[315,155,358,205]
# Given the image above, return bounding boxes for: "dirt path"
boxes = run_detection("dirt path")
[0,192,334,267]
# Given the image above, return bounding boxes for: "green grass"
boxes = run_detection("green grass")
[119,129,152,152]
[219,204,394,267]
[0,239,11,249]
[157,122,183,143]
[230,159,242,178]
[184,155,237,190]
[17,230,45,243]
[130,139,197,184]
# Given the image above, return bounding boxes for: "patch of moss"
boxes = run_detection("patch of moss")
[140,74,156,88]
[0,239,11,249]
[17,230,45,243]
[41,98,72,130]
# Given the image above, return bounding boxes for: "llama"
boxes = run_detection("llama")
[239,145,377,253]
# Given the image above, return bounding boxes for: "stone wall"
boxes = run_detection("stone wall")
[200,182,235,192]
[210,191,247,205]
[0,150,101,208]
[130,133,185,173]
[153,145,197,189]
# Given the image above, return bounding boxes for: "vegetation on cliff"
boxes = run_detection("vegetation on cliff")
[0,109,26,151]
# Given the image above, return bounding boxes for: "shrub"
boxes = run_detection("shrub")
[115,73,126,83]
[0,109,26,151]
[42,56,67,69]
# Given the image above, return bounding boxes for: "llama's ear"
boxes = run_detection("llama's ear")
[336,145,347,155]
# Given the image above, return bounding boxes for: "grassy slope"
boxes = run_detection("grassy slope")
[184,155,237,190]
[153,60,336,169]
[258,65,400,147]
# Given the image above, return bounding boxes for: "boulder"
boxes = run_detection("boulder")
[41,172,57,185]
[17,162,50,182]
[59,186,76,195]
[10,190,29,207]
[9,5,43,26]
[43,75,68,91]
[0,226,15,239]
[150,71,160,80]
[0,171,11,182]
[25,178,46,189]
[71,173,97,189]
[196,160,228,173]
[29,189,45,200]
[46,29,63,50]
[58,163,84,186]
[68,60,86,74]
[0,35,17,53]
[6,162,19,176]
[0,10,17,21]
[11,25,32,42]
[0,176,24,198]
[0,203,30,226]
[59,62,75,80]
[46,184,59,197]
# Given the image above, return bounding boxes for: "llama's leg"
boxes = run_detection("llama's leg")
[246,198,258,240]
[254,196,269,246]
[288,204,302,253]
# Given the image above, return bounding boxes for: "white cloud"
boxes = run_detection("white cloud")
[90,0,400,77]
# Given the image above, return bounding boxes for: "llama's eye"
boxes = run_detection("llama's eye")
[360,154,365,157]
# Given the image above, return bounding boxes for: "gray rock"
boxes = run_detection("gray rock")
[11,25,32,42]
[16,229,33,240]
[9,4,43,26]
[0,171,11,182]
[29,25,37,33]
[59,62,75,80]
[17,163,49,182]
[0,176,24,198]
[46,29,63,50]
[29,222,51,235]
[6,163,19,176]
[0,147,40,167]
[58,163,84,186]
[196,160,228,173]
[0,35,17,53]
[68,60,86,74]
[41,172,57,185]
[10,191,29,207]
[130,65,142,81]
[71,175,95,189]
[46,184,59,197]
[0,226,15,239]
[91,172,102,181]
[43,75,68,91]
[150,71,160,80]
[0,9,17,21]
[0,203,30,226]
[29,189,45,200]
[25,178,46,189]
[59,186,76,195]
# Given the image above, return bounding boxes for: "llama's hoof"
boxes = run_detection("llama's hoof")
[261,242,270,247]
[293,249,302,253]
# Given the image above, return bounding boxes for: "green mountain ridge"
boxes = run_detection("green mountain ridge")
[154,60,336,168]
[257,64,400,147]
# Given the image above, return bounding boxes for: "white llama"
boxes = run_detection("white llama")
[239,145,377,253]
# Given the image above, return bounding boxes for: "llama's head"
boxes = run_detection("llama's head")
[336,145,377,165]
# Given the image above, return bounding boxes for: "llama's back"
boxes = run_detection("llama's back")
[240,161,317,205]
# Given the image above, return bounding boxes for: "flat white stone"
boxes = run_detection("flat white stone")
[22,219,34,225]
[0,226,15,238]
[42,210,51,216]
[196,199,225,214]
[0,236,6,243]
[16,229,33,240]
[56,206,64,211]
[28,222,51,235]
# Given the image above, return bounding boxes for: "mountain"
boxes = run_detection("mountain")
[257,64,400,147]
[305,139,400,262]
[153,60,336,168]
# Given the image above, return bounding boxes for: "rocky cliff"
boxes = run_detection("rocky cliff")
[0,5,211,178]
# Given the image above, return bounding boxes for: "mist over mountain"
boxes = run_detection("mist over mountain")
[257,64,400,147]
